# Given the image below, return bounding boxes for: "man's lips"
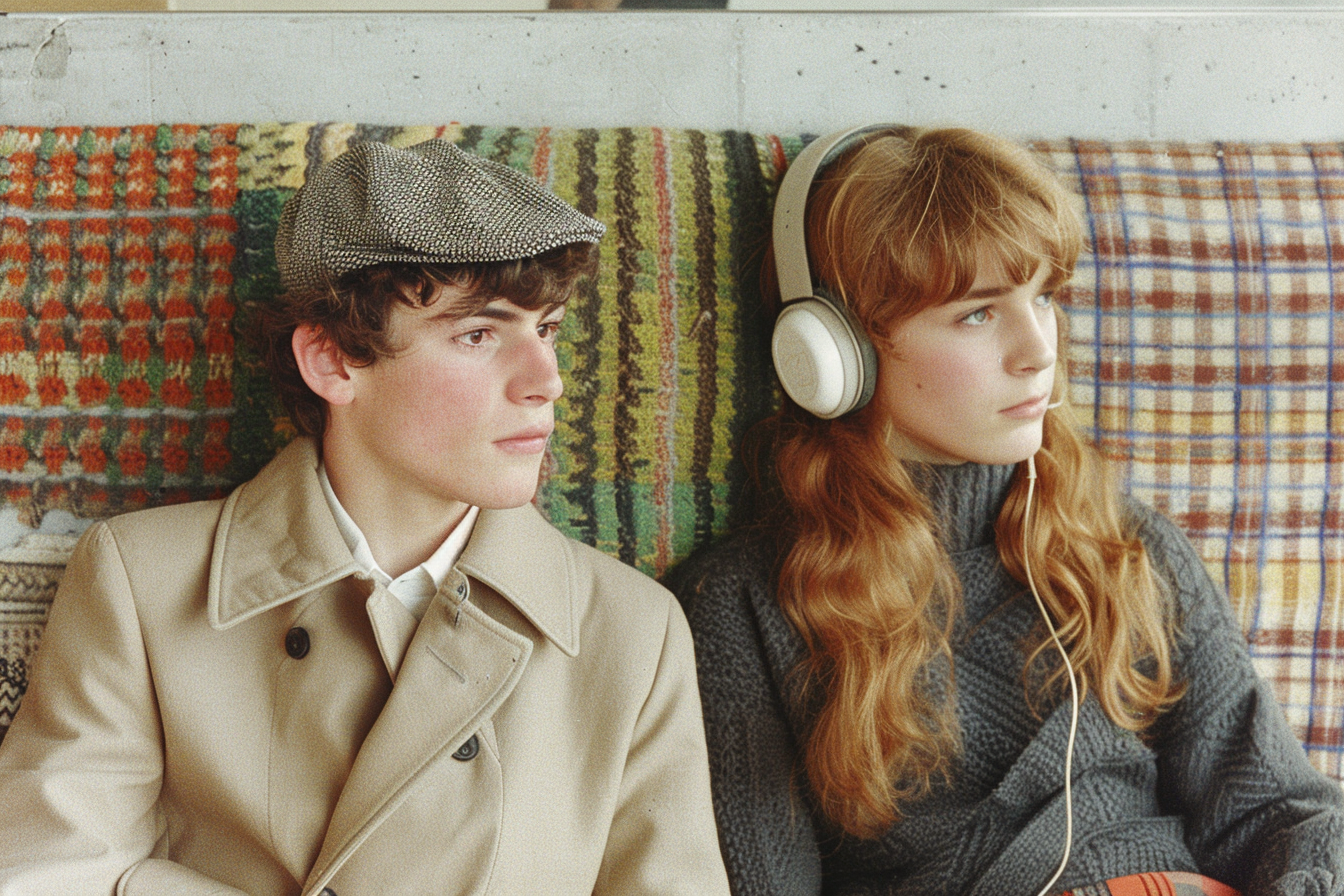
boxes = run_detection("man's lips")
[494,427,554,454]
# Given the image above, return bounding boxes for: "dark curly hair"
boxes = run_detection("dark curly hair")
[252,241,599,437]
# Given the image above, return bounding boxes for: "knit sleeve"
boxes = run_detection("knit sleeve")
[665,535,825,896]
[1136,507,1344,896]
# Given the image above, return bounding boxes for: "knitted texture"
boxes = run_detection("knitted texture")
[0,122,777,573]
[0,126,1338,783]
[0,125,241,522]
[668,463,1344,896]
[0,534,65,730]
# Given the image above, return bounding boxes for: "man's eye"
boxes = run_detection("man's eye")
[538,322,562,341]
[460,329,488,346]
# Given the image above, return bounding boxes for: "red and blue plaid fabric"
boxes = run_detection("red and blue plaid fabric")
[1063,870,1241,896]
[1031,140,1343,783]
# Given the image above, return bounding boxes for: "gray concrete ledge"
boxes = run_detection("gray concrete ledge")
[0,11,1341,141]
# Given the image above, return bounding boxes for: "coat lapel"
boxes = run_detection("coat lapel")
[454,504,583,657]
[305,587,533,891]
[365,584,419,679]
[207,437,360,630]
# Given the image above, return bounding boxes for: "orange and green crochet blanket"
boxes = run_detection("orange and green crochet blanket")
[0,123,782,576]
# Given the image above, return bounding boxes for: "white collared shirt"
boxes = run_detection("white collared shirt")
[318,462,479,620]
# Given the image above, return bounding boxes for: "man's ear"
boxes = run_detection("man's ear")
[292,324,356,407]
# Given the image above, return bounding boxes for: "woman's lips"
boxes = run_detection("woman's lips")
[1001,395,1049,419]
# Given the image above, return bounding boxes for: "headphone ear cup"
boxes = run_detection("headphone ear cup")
[771,295,878,419]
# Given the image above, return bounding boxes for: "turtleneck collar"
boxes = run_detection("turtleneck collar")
[907,462,1020,554]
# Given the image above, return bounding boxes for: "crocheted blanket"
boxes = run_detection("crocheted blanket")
[0,124,1338,787]
[0,123,776,549]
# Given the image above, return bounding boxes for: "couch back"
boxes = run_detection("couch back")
[0,123,1338,785]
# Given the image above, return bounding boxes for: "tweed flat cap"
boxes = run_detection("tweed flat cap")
[275,139,606,291]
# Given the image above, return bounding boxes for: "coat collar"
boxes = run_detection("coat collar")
[207,437,583,656]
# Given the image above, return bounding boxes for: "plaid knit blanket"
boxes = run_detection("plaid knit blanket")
[0,124,1338,787]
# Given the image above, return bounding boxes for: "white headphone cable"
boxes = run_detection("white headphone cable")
[1025,454,1081,896]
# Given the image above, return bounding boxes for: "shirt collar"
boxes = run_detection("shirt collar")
[317,460,479,619]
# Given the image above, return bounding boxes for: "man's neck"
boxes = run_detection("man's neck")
[320,445,470,581]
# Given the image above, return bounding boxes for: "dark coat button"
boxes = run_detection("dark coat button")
[284,627,310,659]
[452,734,479,761]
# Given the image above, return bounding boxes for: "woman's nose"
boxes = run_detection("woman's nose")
[1003,304,1057,375]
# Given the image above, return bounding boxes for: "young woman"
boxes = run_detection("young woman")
[668,126,1343,896]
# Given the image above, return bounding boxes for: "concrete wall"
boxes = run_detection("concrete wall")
[0,10,1340,141]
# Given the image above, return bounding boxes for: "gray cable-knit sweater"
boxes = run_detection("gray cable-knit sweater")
[667,462,1343,896]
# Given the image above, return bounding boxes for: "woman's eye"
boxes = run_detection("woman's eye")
[961,308,991,326]
[1035,292,1054,308]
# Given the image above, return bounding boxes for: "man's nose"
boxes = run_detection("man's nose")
[509,336,564,404]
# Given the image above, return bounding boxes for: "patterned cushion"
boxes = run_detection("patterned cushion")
[0,124,1338,786]
[1035,139,1343,783]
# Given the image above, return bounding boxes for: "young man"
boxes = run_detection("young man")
[0,139,730,895]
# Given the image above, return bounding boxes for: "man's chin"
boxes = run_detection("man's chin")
[473,477,543,511]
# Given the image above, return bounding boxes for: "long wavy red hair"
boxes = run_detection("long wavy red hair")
[759,127,1182,838]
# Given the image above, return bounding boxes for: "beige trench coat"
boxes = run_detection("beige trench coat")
[0,438,729,896]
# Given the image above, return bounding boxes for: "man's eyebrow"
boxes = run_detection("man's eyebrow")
[471,305,524,322]
[432,301,565,323]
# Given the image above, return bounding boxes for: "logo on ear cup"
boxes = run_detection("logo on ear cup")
[772,297,877,419]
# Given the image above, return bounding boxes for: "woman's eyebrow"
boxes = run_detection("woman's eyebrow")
[962,283,1014,301]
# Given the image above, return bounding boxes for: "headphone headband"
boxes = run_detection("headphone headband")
[772,124,902,305]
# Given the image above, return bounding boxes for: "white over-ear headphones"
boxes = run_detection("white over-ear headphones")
[771,124,899,419]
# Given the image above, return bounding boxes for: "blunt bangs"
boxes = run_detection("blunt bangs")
[806,128,1083,339]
